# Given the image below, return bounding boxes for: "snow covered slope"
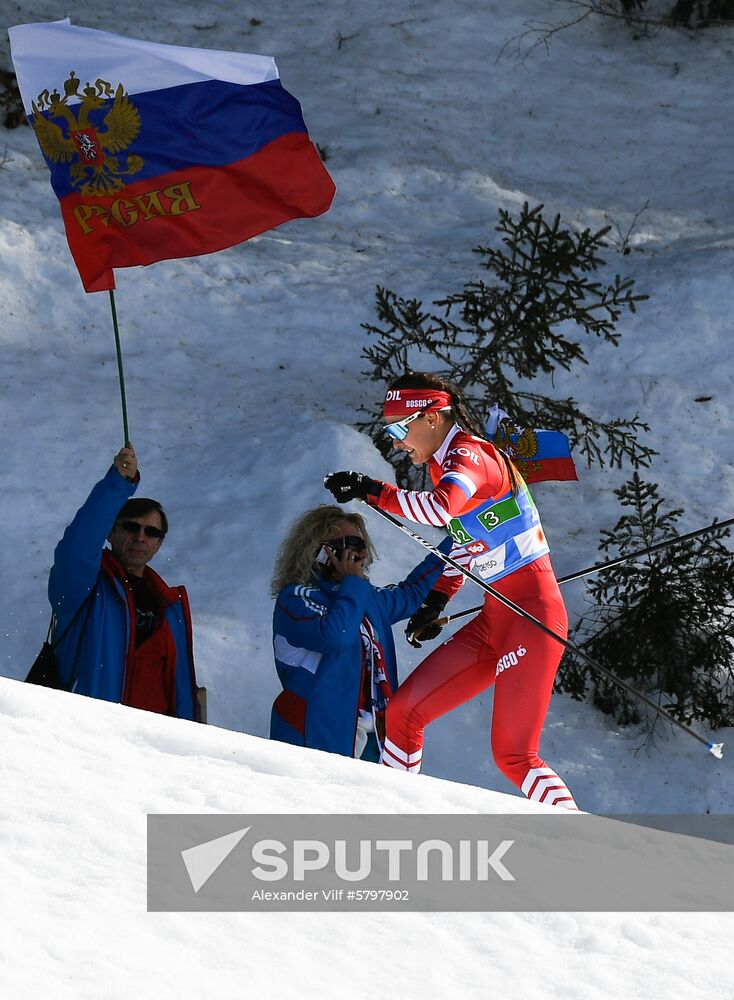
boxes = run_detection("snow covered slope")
[1,677,731,1000]
[0,0,732,995]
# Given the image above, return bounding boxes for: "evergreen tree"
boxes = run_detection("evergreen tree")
[359,203,652,487]
[0,70,25,129]
[668,1,734,24]
[557,472,734,732]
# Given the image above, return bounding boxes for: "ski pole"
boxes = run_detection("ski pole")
[365,502,725,760]
[435,514,734,631]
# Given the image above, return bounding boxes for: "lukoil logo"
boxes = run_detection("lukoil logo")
[447,446,480,465]
[496,645,527,676]
[181,826,516,889]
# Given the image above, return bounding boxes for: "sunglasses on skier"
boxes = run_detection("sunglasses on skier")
[117,519,166,539]
[384,399,437,441]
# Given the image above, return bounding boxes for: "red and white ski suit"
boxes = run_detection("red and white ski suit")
[371,426,578,809]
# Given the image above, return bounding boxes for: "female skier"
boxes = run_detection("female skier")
[325,372,578,809]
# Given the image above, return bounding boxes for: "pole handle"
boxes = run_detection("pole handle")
[411,614,450,643]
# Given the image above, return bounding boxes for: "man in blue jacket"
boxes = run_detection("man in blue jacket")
[49,443,200,720]
[270,505,452,760]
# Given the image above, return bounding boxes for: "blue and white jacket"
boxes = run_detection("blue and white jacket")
[270,537,452,757]
[48,465,199,720]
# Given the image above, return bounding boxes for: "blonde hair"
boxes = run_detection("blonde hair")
[270,505,376,597]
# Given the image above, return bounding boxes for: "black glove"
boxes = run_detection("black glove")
[324,470,382,504]
[406,590,449,648]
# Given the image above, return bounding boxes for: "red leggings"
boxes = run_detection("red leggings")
[383,558,577,808]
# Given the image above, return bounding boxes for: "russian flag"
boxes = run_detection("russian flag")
[509,429,578,484]
[486,405,578,484]
[9,20,336,292]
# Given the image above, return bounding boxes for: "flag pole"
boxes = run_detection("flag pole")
[108,289,130,445]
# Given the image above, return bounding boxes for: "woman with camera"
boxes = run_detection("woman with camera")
[270,504,452,760]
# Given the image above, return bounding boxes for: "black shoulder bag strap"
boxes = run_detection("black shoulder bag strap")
[56,585,98,691]
[26,585,97,689]
[42,585,97,690]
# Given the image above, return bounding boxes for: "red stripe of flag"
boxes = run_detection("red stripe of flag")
[59,132,334,291]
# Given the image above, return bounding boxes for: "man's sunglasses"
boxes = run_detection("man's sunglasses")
[117,519,165,539]
[385,399,437,441]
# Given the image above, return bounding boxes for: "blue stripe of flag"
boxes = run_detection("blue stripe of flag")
[35,77,308,200]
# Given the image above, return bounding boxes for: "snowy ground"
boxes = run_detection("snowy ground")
[0,0,732,997]
[2,678,731,1000]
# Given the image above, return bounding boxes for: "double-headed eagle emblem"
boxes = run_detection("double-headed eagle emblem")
[494,423,539,461]
[32,71,143,197]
